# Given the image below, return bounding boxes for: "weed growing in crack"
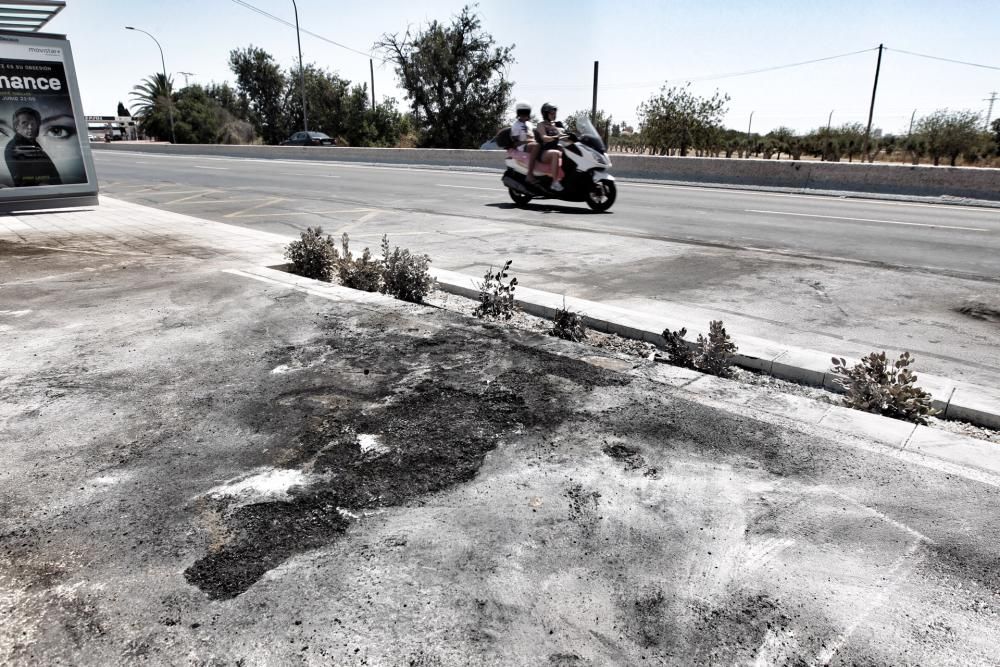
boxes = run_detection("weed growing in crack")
[474,259,518,320]
[380,234,435,303]
[660,320,738,378]
[284,226,338,282]
[831,351,939,424]
[550,298,587,342]
[337,233,381,292]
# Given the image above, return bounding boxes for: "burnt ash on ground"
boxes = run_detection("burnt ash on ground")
[184,319,631,600]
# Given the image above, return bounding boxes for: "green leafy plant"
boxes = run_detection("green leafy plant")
[697,320,738,377]
[379,234,435,303]
[831,352,939,424]
[550,298,587,342]
[661,327,695,369]
[660,320,737,377]
[284,226,339,282]
[474,260,518,320]
[336,233,382,292]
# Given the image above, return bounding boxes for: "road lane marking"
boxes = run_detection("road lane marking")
[622,181,1000,213]
[229,208,375,219]
[437,184,505,191]
[224,197,288,218]
[193,165,229,170]
[162,191,224,205]
[279,172,341,178]
[745,209,989,232]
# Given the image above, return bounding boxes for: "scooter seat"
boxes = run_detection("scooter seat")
[506,148,564,180]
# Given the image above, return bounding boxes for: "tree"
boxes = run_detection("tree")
[117,101,131,118]
[376,5,514,148]
[991,118,1000,156]
[766,126,795,160]
[229,46,287,144]
[914,109,983,166]
[637,84,729,156]
[129,73,174,141]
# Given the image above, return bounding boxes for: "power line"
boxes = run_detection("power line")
[885,47,1000,72]
[230,0,382,61]
[521,47,879,91]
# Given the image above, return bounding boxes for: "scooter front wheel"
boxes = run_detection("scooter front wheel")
[586,179,617,212]
[509,188,532,207]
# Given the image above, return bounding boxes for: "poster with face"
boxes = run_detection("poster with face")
[0,38,89,189]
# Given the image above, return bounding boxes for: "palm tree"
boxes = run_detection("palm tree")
[129,73,175,140]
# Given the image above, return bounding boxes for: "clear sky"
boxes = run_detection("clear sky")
[53,0,1000,136]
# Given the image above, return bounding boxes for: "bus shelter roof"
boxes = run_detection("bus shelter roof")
[0,1,64,32]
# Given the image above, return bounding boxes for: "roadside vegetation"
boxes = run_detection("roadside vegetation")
[285,238,978,432]
[831,352,939,425]
[473,260,518,320]
[284,227,434,303]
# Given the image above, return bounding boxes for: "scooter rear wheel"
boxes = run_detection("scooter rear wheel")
[586,179,617,212]
[509,188,532,207]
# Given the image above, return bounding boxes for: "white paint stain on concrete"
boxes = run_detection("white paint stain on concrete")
[207,468,307,501]
[358,433,390,456]
[0,309,31,317]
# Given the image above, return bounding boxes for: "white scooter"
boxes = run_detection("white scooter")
[497,113,617,212]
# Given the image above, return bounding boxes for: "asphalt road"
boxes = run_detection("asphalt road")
[91,150,1000,387]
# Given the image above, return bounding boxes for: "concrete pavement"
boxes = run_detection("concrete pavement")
[3,197,1000,664]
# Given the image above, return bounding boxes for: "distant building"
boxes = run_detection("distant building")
[85,115,137,140]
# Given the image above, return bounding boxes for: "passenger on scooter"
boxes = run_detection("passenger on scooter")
[510,100,537,161]
[534,102,564,191]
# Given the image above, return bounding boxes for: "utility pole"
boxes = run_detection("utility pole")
[908,109,917,137]
[862,43,884,162]
[985,92,998,130]
[827,110,834,133]
[178,71,194,87]
[591,61,599,123]
[291,0,308,132]
[746,111,754,157]
[370,59,376,109]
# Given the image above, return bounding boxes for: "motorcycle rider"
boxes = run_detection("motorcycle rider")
[510,101,537,170]
[535,102,564,191]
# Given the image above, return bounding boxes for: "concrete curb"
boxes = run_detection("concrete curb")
[429,267,1000,431]
[234,264,1000,481]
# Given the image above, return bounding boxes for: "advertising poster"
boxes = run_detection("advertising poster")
[0,32,95,208]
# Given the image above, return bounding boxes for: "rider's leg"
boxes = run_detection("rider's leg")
[543,151,563,191]
[525,142,540,182]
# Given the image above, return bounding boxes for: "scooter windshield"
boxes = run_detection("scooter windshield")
[572,114,606,154]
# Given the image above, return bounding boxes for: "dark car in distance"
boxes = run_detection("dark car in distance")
[280,131,336,146]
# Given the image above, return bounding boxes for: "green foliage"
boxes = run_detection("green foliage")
[229,45,288,145]
[696,321,738,377]
[550,299,587,342]
[638,84,729,156]
[660,320,737,377]
[284,227,339,282]
[129,73,174,141]
[379,235,435,303]
[474,260,518,320]
[661,327,695,368]
[914,109,985,166]
[336,233,382,292]
[831,352,938,425]
[376,5,514,148]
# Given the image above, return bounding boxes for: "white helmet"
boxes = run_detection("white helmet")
[515,100,531,115]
